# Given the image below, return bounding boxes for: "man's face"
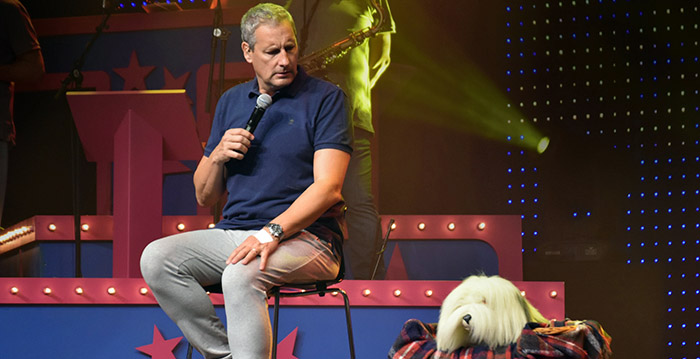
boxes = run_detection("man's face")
[242,20,298,95]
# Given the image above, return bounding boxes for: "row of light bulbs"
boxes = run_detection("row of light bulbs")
[44,222,217,233]
[8,285,558,299]
[1,220,490,253]
[9,286,149,296]
[41,221,488,233]
[359,288,557,298]
[0,226,34,245]
[407,222,487,231]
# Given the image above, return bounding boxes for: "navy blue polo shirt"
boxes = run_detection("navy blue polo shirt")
[204,67,353,235]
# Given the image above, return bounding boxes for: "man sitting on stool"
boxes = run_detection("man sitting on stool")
[140,3,352,358]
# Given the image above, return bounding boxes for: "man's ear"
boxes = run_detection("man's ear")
[241,42,253,63]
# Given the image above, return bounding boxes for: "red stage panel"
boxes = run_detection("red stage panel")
[0,278,565,320]
[381,215,523,281]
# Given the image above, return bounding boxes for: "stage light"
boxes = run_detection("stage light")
[208,223,216,229]
[10,286,19,295]
[177,223,186,231]
[48,223,57,232]
[75,287,84,295]
[417,222,426,231]
[549,290,558,298]
[424,289,433,297]
[81,223,90,232]
[107,287,117,295]
[477,222,486,231]
[393,289,402,297]
[139,287,149,295]
[362,289,371,297]
[447,222,456,231]
[43,287,52,295]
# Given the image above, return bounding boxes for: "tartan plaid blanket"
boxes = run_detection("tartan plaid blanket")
[388,319,612,359]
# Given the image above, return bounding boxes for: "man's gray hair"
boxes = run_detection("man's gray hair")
[241,3,297,50]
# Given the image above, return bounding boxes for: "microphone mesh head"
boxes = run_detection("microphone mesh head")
[257,94,272,109]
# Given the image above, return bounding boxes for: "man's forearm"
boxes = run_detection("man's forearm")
[271,180,344,239]
[193,155,227,207]
[269,149,350,239]
[369,33,392,89]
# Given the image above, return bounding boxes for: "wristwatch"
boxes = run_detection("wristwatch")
[264,223,284,241]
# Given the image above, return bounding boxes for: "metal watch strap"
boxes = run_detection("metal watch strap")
[264,223,283,241]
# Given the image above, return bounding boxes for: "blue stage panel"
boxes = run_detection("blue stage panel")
[0,304,438,359]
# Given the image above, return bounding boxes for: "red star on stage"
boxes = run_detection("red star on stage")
[162,67,190,90]
[277,327,299,359]
[113,51,156,90]
[135,325,182,359]
[162,67,193,105]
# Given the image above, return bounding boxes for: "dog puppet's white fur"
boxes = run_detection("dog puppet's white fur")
[436,275,548,352]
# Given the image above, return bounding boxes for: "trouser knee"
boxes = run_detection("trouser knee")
[140,240,168,284]
[221,264,267,301]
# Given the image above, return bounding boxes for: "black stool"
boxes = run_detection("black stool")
[269,253,355,359]
[185,254,355,359]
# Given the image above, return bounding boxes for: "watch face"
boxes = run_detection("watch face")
[267,223,283,238]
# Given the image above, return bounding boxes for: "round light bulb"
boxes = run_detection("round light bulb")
[424,289,433,297]
[362,289,371,297]
[10,286,19,295]
[81,223,89,232]
[48,224,57,232]
[107,287,117,295]
[176,223,186,231]
[417,222,426,231]
[393,289,402,297]
[75,287,84,295]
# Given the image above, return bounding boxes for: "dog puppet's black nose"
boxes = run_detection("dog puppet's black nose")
[462,314,472,324]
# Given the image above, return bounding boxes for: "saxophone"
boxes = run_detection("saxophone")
[298,0,393,76]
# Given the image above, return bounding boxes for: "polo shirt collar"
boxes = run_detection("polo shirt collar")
[247,66,309,100]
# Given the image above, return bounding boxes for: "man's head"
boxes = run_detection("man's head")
[241,3,299,95]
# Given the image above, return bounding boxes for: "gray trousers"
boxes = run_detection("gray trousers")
[140,228,339,359]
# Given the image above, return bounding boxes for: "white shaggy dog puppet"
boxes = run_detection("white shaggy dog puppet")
[436,275,548,352]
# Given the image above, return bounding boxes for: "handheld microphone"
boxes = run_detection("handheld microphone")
[244,94,273,133]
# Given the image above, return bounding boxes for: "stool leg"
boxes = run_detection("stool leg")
[272,291,281,359]
[339,290,356,359]
[186,342,193,359]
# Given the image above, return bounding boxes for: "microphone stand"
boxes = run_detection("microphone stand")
[55,6,113,278]
[55,8,112,99]
[205,1,231,113]
[206,1,230,223]
[371,218,395,280]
